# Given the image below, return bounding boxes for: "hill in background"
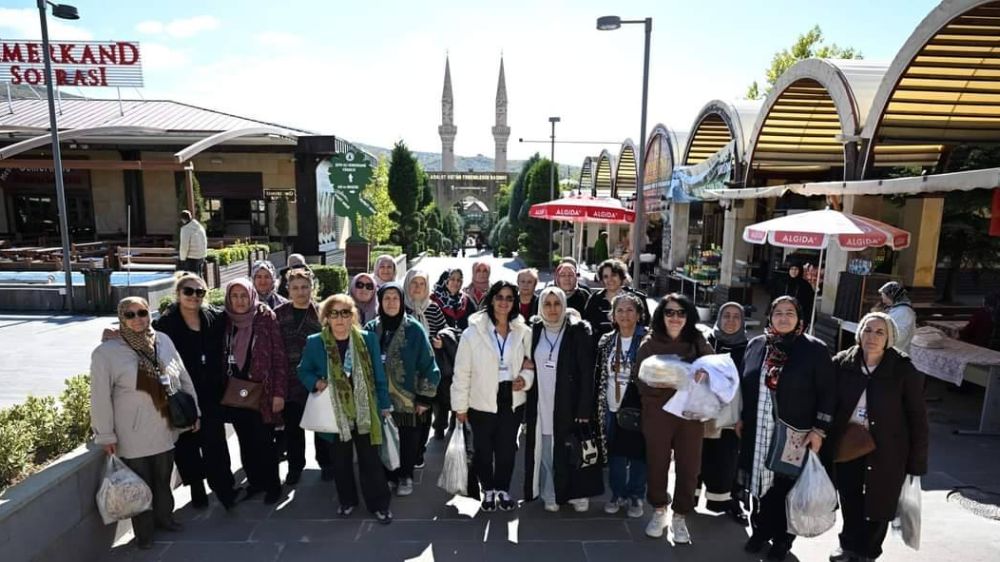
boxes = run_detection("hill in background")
[357,143,580,179]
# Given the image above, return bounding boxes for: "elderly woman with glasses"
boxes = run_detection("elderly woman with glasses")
[298,294,394,523]
[91,297,199,549]
[153,273,237,510]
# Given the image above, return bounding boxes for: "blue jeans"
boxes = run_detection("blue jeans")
[604,408,647,500]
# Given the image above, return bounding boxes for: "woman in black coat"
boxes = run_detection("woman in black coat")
[824,312,929,562]
[523,286,603,511]
[738,296,835,561]
[583,259,650,346]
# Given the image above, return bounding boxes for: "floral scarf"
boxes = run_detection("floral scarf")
[118,297,170,420]
[762,325,801,391]
[321,326,382,445]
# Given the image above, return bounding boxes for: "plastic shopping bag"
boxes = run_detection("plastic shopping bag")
[95,455,152,525]
[786,450,837,537]
[664,377,723,421]
[379,416,401,471]
[300,388,340,434]
[892,475,922,550]
[437,423,469,496]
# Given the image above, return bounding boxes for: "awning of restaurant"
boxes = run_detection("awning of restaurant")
[578,155,597,196]
[683,99,762,165]
[612,139,638,200]
[594,149,615,195]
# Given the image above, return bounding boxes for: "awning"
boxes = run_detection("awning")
[669,140,735,202]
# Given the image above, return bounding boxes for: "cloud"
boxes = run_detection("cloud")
[255,31,304,49]
[0,8,93,41]
[141,43,189,71]
[134,15,219,39]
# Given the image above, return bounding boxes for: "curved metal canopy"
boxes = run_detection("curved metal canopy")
[0,126,167,159]
[174,126,297,162]
[613,139,638,200]
[594,149,615,197]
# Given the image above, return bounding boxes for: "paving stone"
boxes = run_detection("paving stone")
[157,542,282,562]
[251,519,363,542]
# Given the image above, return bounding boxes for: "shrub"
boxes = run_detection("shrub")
[158,288,225,313]
[371,244,403,257]
[267,241,284,253]
[0,418,32,488]
[59,374,91,447]
[313,265,349,299]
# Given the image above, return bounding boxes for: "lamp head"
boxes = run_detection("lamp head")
[596,16,621,31]
[549,117,561,123]
[51,3,79,20]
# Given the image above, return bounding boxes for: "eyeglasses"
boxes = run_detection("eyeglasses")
[354,281,375,290]
[181,286,207,298]
[664,309,687,318]
[123,309,149,320]
[327,309,354,319]
[493,295,515,303]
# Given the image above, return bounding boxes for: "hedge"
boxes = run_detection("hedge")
[158,287,226,313]
[206,242,271,266]
[313,265,349,299]
[0,374,91,489]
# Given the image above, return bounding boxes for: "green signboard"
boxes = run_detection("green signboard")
[327,150,376,224]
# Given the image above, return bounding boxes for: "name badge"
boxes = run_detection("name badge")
[381,353,387,363]
[544,361,556,370]
[498,366,510,379]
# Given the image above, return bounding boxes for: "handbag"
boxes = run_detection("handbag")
[221,377,263,410]
[835,423,876,463]
[615,382,642,432]
[300,387,340,433]
[765,392,810,477]
[565,423,600,469]
[167,390,198,428]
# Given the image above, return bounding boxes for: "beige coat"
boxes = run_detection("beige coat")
[452,311,534,414]
[179,219,208,260]
[90,332,199,459]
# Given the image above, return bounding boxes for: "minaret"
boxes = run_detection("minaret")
[438,56,457,172]
[492,56,510,173]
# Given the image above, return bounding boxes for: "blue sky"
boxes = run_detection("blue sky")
[0,0,940,165]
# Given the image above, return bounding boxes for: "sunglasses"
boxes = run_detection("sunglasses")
[355,281,375,290]
[327,309,354,319]
[493,294,515,303]
[123,309,149,320]
[664,309,687,318]
[181,286,207,298]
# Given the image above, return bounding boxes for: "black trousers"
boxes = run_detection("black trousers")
[329,430,391,513]
[121,450,175,544]
[468,382,521,493]
[837,457,891,559]
[432,378,454,434]
[388,412,428,481]
[173,416,236,504]
[180,258,205,277]
[700,429,741,502]
[280,400,332,472]
[229,407,280,493]
[750,475,797,548]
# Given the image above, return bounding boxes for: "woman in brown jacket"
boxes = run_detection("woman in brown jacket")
[635,293,712,544]
[825,312,929,562]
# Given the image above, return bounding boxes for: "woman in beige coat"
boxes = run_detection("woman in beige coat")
[90,296,199,549]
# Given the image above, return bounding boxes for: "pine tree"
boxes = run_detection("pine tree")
[387,141,421,258]
[518,158,558,267]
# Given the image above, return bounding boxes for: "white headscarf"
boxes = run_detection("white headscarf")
[403,268,433,330]
[538,286,568,331]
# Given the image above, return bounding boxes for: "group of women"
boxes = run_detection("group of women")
[90,254,928,561]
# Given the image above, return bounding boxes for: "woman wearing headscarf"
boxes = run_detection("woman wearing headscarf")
[91,297,199,549]
[373,254,397,286]
[595,292,648,519]
[222,278,289,504]
[349,272,379,325]
[523,287,601,512]
[636,293,712,544]
[699,302,749,523]
[298,294,394,523]
[584,259,650,346]
[779,264,814,328]
[464,260,492,309]
[274,269,330,486]
[153,273,236,509]
[252,260,289,310]
[453,281,534,512]
[739,296,836,561]
[404,268,448,461]
[432,268,474,330]
[555,261,591,315]
[365,283,441,496]
[277,253,310,298]
[878,281,916,354]
[825,312,928,562]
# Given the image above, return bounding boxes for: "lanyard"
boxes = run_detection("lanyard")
[541,324,564,363]
[493,329,509,366]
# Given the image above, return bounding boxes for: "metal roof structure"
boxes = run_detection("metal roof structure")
[612,139,638,200]
[594,150,615,197]
[578,156,597,196]
[683,99,762,165]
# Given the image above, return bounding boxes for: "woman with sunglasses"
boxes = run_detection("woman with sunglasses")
[152,273,238,510]
[298,294,393,523]
[91,297,199,549]
[738,296,835,561]
[349,273,379,325]
[431,268,473,330]
[584,259,650,347]
[274,269,331,486]
[452,281,534,512]
[635,293,712,544]
[222,279,289,505]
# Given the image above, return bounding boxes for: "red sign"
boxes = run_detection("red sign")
[0,40,143,87]
[773,231,825,248]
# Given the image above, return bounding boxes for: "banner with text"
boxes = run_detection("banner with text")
[0,40,143,87]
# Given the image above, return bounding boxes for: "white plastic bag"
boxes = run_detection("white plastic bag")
[379,416,401,471]
[437,423,469,495]
[637,354,688,388]
[95,455,152,525]
[892,475,921,550]
[300,388,340,434]
[663,378,723,421]
[786,450,837,537]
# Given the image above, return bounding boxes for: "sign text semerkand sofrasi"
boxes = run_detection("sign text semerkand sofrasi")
[0,40,143,87]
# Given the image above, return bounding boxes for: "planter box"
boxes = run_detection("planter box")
[267,250,287,270]
[206,260,250,289]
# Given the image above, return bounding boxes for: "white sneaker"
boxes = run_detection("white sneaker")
[569,498,589,513]
[627,497,644,519]
[604,497,624,514]
[397,477,413,496]
[644,509,669,538]
[544,501,559,512]
[671,514,690,544]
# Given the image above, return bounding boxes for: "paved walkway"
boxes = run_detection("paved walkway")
[102,377,1000,562]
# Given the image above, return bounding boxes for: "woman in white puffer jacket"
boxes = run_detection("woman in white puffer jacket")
[452,280,534,512]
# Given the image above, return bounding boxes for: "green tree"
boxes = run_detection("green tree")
[745,25,862,100]
[387,141,422,258]
[495,183,512,219]
[508,153,540,226]
[518,158,558,266]
[357,157,396,244]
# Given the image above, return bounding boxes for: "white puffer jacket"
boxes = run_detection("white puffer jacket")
[452,310,534,414]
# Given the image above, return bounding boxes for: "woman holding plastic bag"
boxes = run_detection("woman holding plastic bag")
[738,296,835,561]
[635,293,713,544]
[90,297,199,549]
[298,294,394,523]
[824,312,928,561]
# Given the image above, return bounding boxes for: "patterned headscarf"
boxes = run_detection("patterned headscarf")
[763,296,804,391]
[117,297,169,419]
[403,268,432,330]
[224,278,259,371]
[879,281,911,308]
[350,272,379,324]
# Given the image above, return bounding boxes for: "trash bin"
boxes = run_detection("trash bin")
[82,268,113,314]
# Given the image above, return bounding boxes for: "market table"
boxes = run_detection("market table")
[909,337,1000,435]
[923,319,968,340]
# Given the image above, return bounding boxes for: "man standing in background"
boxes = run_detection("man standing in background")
[179,210,208,277]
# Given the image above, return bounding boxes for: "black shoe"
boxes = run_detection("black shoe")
[321,467,335,482]
[744,534,769,554]
[830,548,860,562]
[481,491,497,512]
[496,491,516,511]
[285,469,302,486]
[190,481,208,509]
[155,520,183,532]
[264,487,282,505]
[724,500,748,525]
[241,486,263,501]
[337,504,355,518]
[375,510,393,525]
[219,490,237,511]
[767,542,791,561]
[415,454,425,469]
[136,537,154,550]
[434,429,445,440]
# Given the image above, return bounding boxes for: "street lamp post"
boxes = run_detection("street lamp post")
[37,0,80,311]
[548,116,560,271]
[597,15,651,286]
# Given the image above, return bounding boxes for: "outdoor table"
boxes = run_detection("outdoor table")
[923,319,968,339]
[909,338,1000,436]
[671,271,715,303]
